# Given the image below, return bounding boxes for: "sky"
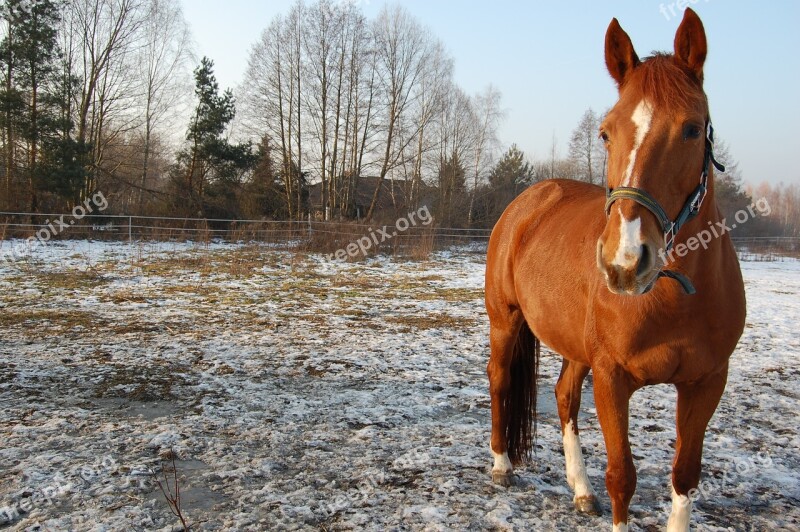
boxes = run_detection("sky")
[182,0,800,186]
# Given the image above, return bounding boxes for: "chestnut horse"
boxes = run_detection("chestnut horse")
[485,9,745,532]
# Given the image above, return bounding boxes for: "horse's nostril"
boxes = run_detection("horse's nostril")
[636,244,653,278]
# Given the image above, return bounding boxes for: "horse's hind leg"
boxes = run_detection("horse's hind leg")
[668,369,728,532]
[556,359,602,516]
[487,308,534,486]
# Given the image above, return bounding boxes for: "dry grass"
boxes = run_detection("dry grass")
[386,313,480,331]
[0,308,102,330]
[31,270,110,291]
[93,363,186,402]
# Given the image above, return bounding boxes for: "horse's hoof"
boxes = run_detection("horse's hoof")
[492,471,513,487]
[574,495,602,516]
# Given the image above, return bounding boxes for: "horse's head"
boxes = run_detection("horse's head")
[596,8,715,295]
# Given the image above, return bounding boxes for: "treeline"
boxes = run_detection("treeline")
[0,0,794,235]
[0,0,192,216]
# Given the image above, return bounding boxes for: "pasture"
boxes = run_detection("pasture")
[0,241,798,531]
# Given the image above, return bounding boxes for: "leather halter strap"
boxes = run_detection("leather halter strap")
[604,122,726,295]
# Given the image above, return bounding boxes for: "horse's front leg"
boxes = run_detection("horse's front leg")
[556,358,602,515]
[668,368,728,532]
[593,363,638,531]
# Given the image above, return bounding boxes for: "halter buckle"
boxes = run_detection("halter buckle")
[691,183,707,214]
[664,222,677,252]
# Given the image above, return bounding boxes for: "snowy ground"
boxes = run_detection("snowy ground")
[0,240,798,532]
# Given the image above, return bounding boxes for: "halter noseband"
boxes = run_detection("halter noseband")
[604,122,726,295]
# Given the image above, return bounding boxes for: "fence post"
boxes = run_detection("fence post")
[128,216,132,245]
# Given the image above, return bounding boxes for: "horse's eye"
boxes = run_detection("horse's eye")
[683,123,703,140]
[599,131,610,144]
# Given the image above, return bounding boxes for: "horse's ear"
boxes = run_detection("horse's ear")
[605,18,640,88]
[674,8,707,81]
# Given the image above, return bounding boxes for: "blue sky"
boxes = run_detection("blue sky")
[183,0,800,186]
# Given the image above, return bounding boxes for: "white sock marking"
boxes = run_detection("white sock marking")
[613,523,629,532]
[667,485,692,532]
[492,450,512,474]
[622,100,653,187]
[563,419,596,500]
[612,215,643,269]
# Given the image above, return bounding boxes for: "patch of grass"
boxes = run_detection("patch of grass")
[416,274,446,283]
[0,362,16,384]
[33,270,110,291]
[387,313,479,330]
[139,256,211,276]
[331,275,384,291]
[0,308,103,330]
[102,289,150,304]
[416,287,484,302]
[94,363,186,402]
[332,308,371,319]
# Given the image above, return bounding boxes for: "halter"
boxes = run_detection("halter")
[604,122,726,295]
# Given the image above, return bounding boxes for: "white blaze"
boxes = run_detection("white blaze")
[622,100,653,187]
[667,486,692,532]
[563,419,596,500]
[612,215,643,269]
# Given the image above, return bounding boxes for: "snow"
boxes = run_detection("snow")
[0,239,798,531]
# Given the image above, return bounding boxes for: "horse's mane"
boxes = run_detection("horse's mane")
[627,53,708,113]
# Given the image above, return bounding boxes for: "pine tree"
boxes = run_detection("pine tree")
[0,0,79,210]
[437,152,467,226]
[489,144,534,192]
[471,144,535,227]
[175,57,255,216]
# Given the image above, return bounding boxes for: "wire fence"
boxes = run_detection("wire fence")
[1,212,797,260]
[0,212,492,257]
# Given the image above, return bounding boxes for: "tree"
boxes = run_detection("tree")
[467,85,503,225]
[1,0,79,210]
[490,144,533,191]
[135,0,191,213]
[240,2,314,220]
[0,0,25,208]
[472,144,533,227]
[174,57,255,217]
[365,4,435,221]
[65,0,145,200]
[436,151,466,226]
[401,39,449,211]
[568,108,604,185]
[712,141,751,228]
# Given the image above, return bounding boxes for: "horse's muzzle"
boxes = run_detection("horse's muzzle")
[596,239,659,296]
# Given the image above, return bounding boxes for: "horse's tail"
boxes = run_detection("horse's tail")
[506,320,541,465]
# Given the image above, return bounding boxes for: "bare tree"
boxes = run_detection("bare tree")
[301,0,343,219]
[467,85,503,225]
[135,0,192,213]
[365,4,434,221]
[435,85,476,225]
[405,39,451,210]
[568,108,603,184]
[65,0,145,199]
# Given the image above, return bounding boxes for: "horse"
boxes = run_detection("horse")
[484,8,745,532]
